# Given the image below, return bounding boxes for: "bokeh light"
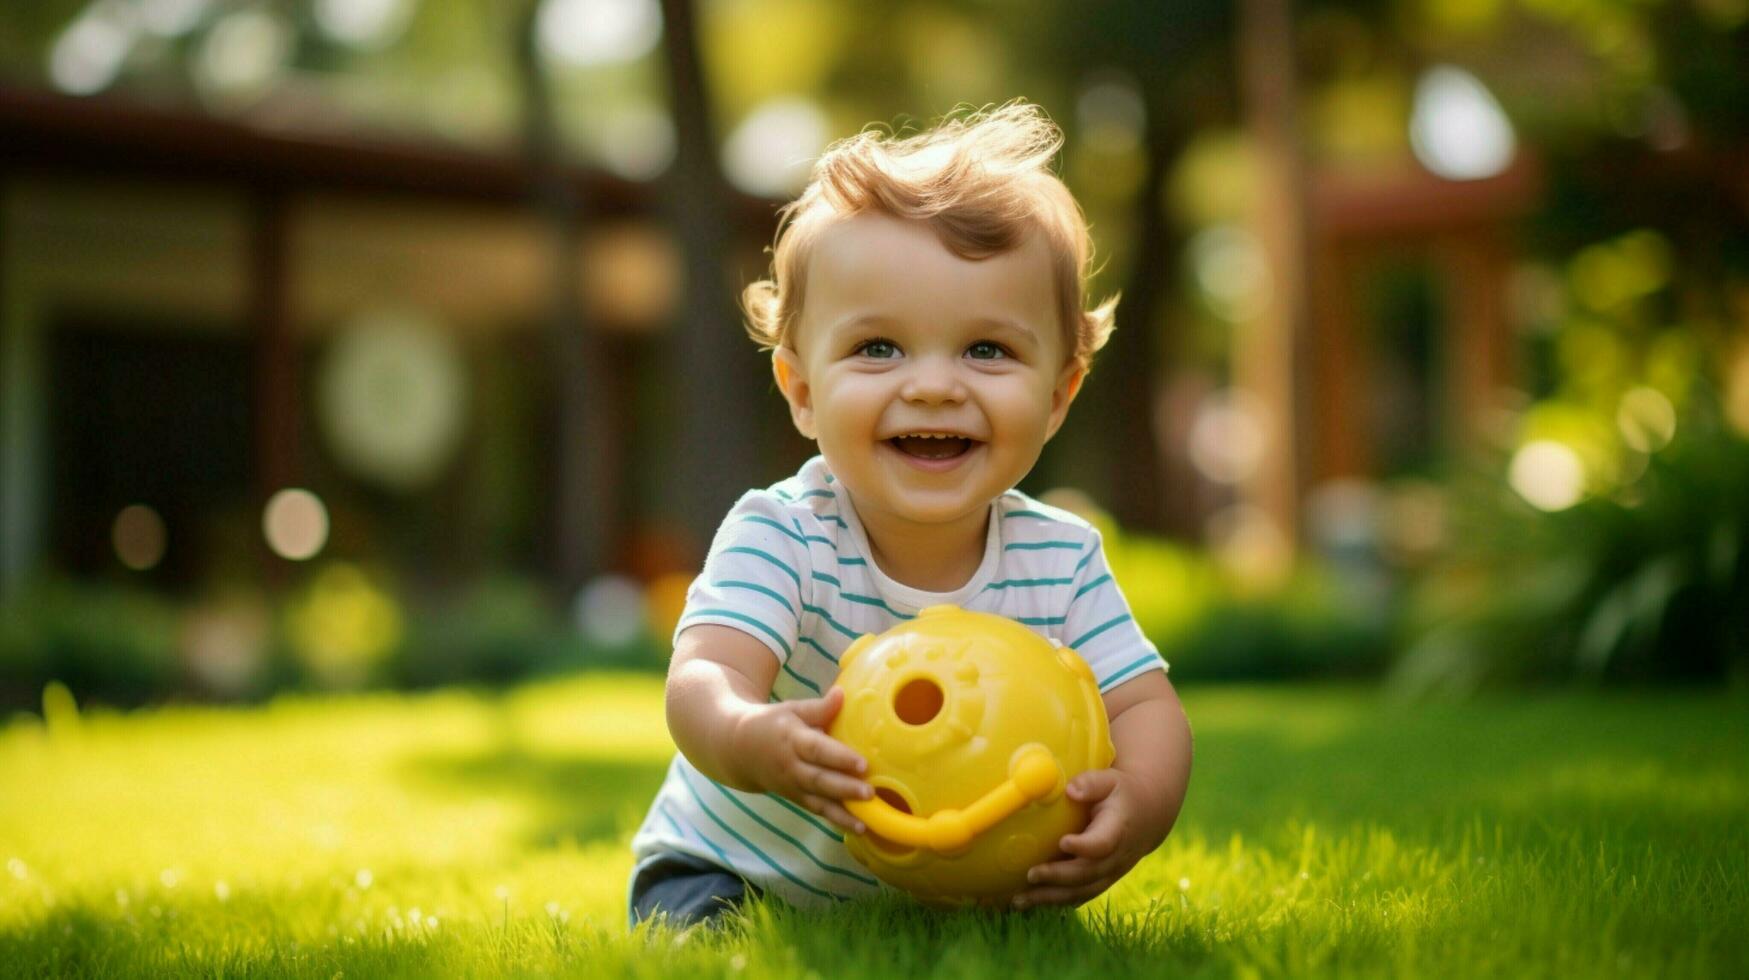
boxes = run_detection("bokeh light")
[1076,74,1147,154]
[1568,230,1672,314]
[1188,388,1267,485]
[537,0,663,68]
[592,102,677,181]
[315,311,470,492]
[722,97,830,197]
[138,0,210,38]
[1726,344,1749,438]
[1205,503,1292,590]
[180,597,269,697]
[1507,263,1566,334]
[313,0,413,49]
[574,575,649,649]
[262,489,330,561]
[1616,386,1677,453]
[1169,133,1260,227]
[643,571,694,650]
[1509,440,1586,511]
[1189,224,1271,323]
[112,504,168,571]
[579,223,682,329]
[1305,480,1380,555]
[195,8,292,103]
[286,564,402,688]
[1380,479,1448,565]
[49,1,137,95]
[1410,65,1516,181]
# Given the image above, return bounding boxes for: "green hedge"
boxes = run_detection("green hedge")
[0,571,669,710]
[1393,404,1749,695]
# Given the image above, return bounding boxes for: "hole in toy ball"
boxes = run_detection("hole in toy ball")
[866,788,915,855]
[876,787,911,812]
[893,678,943,725]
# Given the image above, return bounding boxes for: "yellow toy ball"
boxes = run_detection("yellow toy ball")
[827,604,1114,906]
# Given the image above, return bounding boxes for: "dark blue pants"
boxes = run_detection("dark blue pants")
[629,852,762,929]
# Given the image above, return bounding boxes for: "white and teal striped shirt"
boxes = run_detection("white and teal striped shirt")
[628,455,1167,909]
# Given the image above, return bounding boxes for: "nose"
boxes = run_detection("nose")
[899,354,966,405]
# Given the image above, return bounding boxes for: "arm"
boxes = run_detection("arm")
[664,623,777,789]
[665,624,873,831]
[1104,670,1193,843]
[1014,668,1193,908]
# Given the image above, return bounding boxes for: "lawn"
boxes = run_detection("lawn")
[1,675,1744,978]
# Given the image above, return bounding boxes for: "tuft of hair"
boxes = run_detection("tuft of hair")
[740,100,1119,373]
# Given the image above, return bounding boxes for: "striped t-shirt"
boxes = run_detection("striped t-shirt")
[628,455,1167,910]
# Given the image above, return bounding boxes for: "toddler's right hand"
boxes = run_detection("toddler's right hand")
[732,686,872,834]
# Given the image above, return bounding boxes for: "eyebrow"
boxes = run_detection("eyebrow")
[829,313,1041,347]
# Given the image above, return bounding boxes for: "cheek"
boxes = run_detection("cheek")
[820,378,889,433]
[983,378,1054,434]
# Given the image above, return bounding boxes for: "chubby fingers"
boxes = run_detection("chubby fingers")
[1010,875,1114,910]
[789,728,870,802]
[788,686,845,728]
[1066,768,1120,804]
[792,759,872,803]
[800,794,866,835]
[793,727,868,778]
[1059,799,1126,859]
[1025,851,1120,888]
[1011,855,1117,908]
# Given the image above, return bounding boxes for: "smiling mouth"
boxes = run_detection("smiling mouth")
[888,435,977,460]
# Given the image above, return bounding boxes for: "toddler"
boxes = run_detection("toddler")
[627,101,1193,928]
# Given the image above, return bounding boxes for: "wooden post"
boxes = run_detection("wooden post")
[1440,229,1512,451]
[515,2,613,598]
[0,177,36,601]
[659,0,764,553]
[251,189,295,589]
[1308,243,1369,481]
[1237,0,1312,558]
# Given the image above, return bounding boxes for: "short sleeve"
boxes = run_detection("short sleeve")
[672,492,811,666]
[1061,529,1168,692]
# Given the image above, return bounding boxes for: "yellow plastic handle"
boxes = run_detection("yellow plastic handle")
[845,743,1062,854]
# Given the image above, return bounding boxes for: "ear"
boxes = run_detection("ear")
[1043,361,1086,442]
[772,346,817,439]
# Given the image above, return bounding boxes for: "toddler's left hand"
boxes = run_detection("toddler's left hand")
[1011,767,1163,909]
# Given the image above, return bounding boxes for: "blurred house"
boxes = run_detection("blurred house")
[1301,157,1540,481]
[1183,16,1544,577]
[1,74,1550,601]
[0,85,786,600]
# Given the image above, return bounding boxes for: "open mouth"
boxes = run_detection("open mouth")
[888,434,977,460]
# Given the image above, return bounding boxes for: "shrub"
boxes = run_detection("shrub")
[1393,400,1749,696]
[396,576,575,688]
[1101,525,1392,682]
[1158,571,1392,681]
[0,578,182,708]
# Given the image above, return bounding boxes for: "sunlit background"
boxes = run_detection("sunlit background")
[2,0,1747,704]
[2,2,1748,974]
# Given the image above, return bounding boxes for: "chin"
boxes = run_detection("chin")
[885,494,992,526]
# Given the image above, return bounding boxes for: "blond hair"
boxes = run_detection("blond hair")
[741,101,1118,373]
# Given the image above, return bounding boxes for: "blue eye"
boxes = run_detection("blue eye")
[967,341,1007,360]
[856,339,900,359]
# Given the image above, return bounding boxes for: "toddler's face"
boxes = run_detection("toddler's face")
[773,213,1083,530]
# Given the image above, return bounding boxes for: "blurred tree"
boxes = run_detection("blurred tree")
[1003,0,1236,535]
[513,0,614,595]
[15,0,1745,550]
[656,0,768,551]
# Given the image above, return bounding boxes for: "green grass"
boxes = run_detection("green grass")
[1,676,1744,978]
